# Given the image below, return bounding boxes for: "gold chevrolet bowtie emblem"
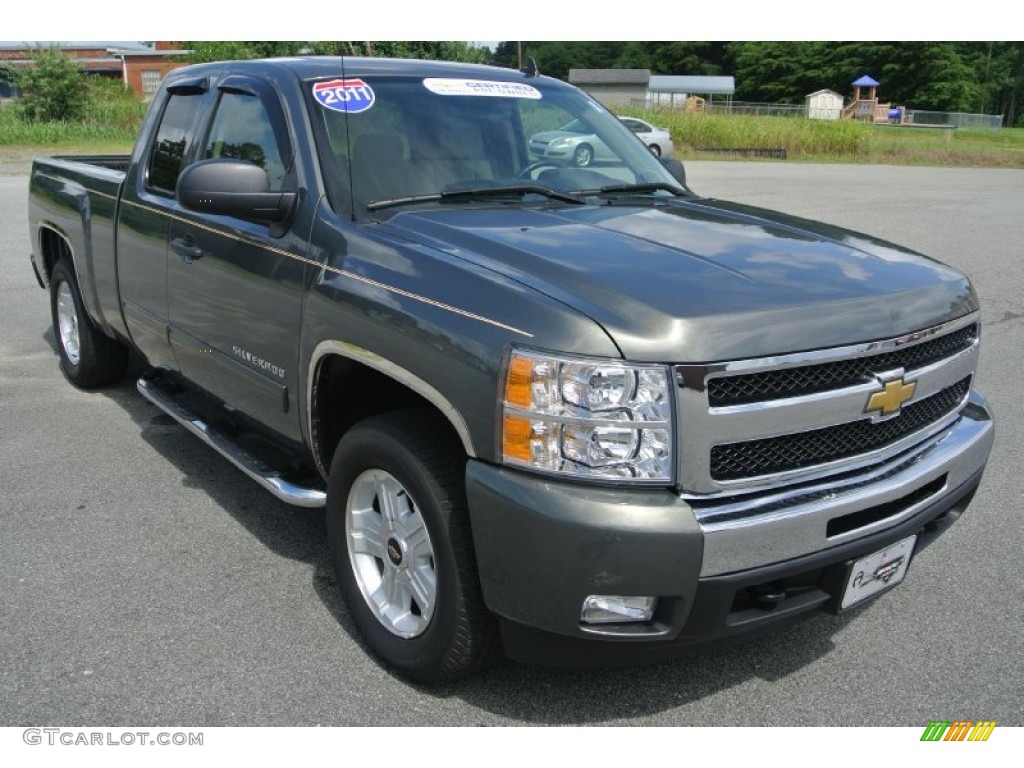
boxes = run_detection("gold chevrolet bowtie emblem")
[866,376,917,417]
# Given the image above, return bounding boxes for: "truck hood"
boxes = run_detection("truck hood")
[382,198,976,361]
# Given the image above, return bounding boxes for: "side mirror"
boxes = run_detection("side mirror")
[660,157,686,188]
[177,159,296,223]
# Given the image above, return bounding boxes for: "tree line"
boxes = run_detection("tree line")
[492,42,1024,125]
[184,41,1024,126]
[183,41,489,65]
[8,42,1022,127]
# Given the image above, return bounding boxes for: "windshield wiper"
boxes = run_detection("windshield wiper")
[577,182,688,197]
[367,184,585,212]
[441,184,584,205]
[367,193,444,212]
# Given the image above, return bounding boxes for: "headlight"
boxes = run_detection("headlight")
[550,137,573,147]
[500,349,674,483]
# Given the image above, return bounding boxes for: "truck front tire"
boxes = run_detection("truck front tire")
[325,410,499,683]
[49,259,128,388]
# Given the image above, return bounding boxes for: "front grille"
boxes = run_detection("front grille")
[708,323,977,407]
[710,377,971,481]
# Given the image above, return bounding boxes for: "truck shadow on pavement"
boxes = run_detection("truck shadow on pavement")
[57,334,862,724]
[450,612,857,723]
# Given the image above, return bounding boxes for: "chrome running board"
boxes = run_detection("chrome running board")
[137,374,326,508]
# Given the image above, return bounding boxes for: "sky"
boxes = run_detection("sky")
[3,1,1008,44]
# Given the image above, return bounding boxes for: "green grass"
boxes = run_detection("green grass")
[862,125,1024,167]
[621,107,1024,168]
[0,79,146,147]
[647,110,873,156]
[3,95,1022,169]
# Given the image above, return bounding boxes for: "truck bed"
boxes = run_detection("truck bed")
[29,155,129,340]
[50,154,132,174]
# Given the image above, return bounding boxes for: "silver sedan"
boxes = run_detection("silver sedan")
[618,116,674,157]
[528,119,613,167]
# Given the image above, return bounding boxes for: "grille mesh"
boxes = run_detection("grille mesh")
[710,377,971,481]
[707,323,977,407]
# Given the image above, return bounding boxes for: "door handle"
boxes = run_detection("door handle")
[171,236,203,264]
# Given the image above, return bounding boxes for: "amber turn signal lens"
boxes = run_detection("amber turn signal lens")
[505,354,534,408]
[502,414,533,462]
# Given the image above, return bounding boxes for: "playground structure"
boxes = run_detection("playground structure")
[842,75,908,124]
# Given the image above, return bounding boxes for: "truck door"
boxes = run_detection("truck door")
[167,76,308,442]
[118,82,206,370]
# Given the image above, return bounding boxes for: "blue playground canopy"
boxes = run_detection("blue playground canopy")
[852,75,880,87]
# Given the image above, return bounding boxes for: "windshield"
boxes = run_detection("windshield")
[558,119,589,134]
[306,73,681,215]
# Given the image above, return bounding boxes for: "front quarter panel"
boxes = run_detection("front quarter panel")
[299,207,621,463]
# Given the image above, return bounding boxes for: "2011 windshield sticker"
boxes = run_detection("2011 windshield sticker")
[422,78,542,100]
[313,79,375,113]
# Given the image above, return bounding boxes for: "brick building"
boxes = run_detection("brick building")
[116,41,190,99]
[0,41,189,99]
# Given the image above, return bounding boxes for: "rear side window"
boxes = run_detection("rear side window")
[202,91,290,191]
[148,94,200,193]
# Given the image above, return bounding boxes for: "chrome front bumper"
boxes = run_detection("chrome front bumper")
[694,390,993,576]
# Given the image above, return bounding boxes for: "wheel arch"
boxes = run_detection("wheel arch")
[307,340,476,480]
[37,223,77,286]
[573,142,594,166]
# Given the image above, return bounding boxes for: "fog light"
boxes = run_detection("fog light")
[581,595,656,624]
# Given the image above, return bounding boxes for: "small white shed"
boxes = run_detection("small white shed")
[806,89,844,120]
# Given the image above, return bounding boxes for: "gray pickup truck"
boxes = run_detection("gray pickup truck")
[28,57,994,682]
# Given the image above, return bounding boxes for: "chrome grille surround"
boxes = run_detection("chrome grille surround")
[707,322,978,406]
[675,312,981,497]
[709,377,971,481]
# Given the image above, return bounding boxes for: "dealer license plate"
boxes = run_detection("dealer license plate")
[840,535,917,610]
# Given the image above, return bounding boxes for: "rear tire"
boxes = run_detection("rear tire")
[648,143,662,157]
[49,259,128,388]
[325,410,499,683]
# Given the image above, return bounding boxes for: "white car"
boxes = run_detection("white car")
[528,118,613,167]
[617,116,674,157]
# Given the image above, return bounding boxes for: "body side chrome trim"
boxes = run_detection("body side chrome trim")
[121,198,533,338]
[37,171,120,202]
[307,340,477,472]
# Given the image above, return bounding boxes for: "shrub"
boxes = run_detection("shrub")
[84,76,148,132]
[14,45,87,123]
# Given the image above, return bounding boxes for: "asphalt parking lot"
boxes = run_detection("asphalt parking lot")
[1,161,1021,726]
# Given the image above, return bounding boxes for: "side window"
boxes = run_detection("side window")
[203,91,290,191]
[148,93,200,194]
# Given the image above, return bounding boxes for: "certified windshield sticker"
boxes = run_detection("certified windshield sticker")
[422,78,542,100]
[312,79,376,113]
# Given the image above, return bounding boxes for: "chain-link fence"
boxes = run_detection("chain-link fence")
[628,99,1005,129]
[708,102,805,117]
[905,110,1003,129]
